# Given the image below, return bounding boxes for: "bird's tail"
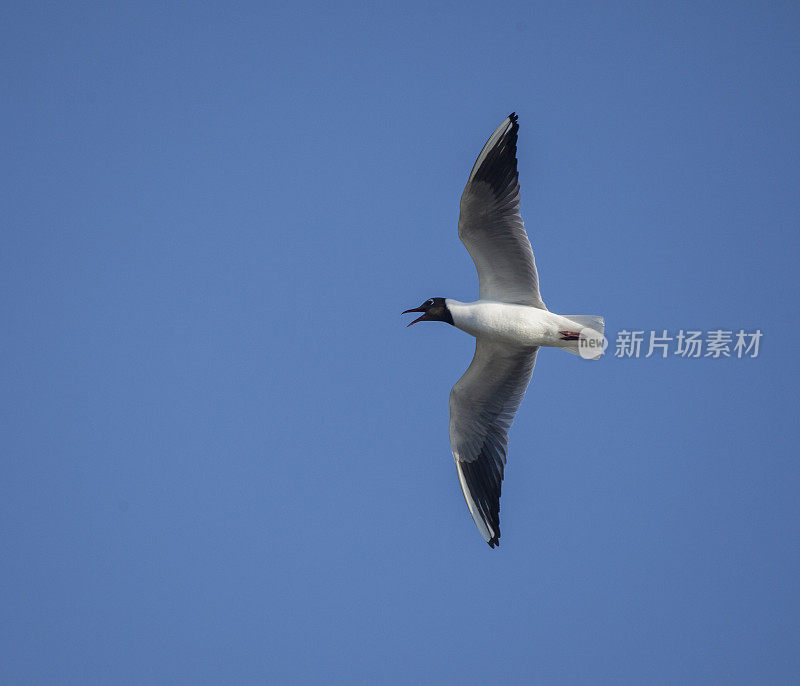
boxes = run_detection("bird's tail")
[560,315,605,359]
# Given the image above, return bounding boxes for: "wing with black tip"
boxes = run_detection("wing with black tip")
[458,113,546,309]
[449,339,538,547]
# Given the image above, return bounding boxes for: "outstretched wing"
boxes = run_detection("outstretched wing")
[458,113,546,309]
[449,339,538,547]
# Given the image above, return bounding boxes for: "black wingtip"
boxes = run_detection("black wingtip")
[488,536,500,549]
[472,114,520,197]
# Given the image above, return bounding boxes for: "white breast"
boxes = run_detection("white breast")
[446,300,564,347]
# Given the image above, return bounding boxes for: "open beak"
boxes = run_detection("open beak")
[402,307,427,327]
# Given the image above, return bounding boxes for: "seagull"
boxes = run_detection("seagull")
[403,113,604,548]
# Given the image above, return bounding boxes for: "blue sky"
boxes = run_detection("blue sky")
[2,1,799,683]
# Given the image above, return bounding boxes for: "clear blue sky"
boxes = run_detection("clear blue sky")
[3,2,799,683]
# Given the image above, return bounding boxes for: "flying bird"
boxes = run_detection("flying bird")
[403,113,604,548]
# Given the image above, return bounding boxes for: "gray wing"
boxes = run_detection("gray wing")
[458,113,546,309]
[449,339,538,547]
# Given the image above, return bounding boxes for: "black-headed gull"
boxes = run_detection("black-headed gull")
[403,113,604,547]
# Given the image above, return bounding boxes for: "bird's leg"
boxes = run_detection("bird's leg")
[559,331,581,341]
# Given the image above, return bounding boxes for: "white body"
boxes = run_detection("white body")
[447,299,595,352]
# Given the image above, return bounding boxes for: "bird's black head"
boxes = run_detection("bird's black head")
[402,297,454,327]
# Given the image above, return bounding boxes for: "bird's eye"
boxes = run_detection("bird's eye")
[427,299,434,306]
